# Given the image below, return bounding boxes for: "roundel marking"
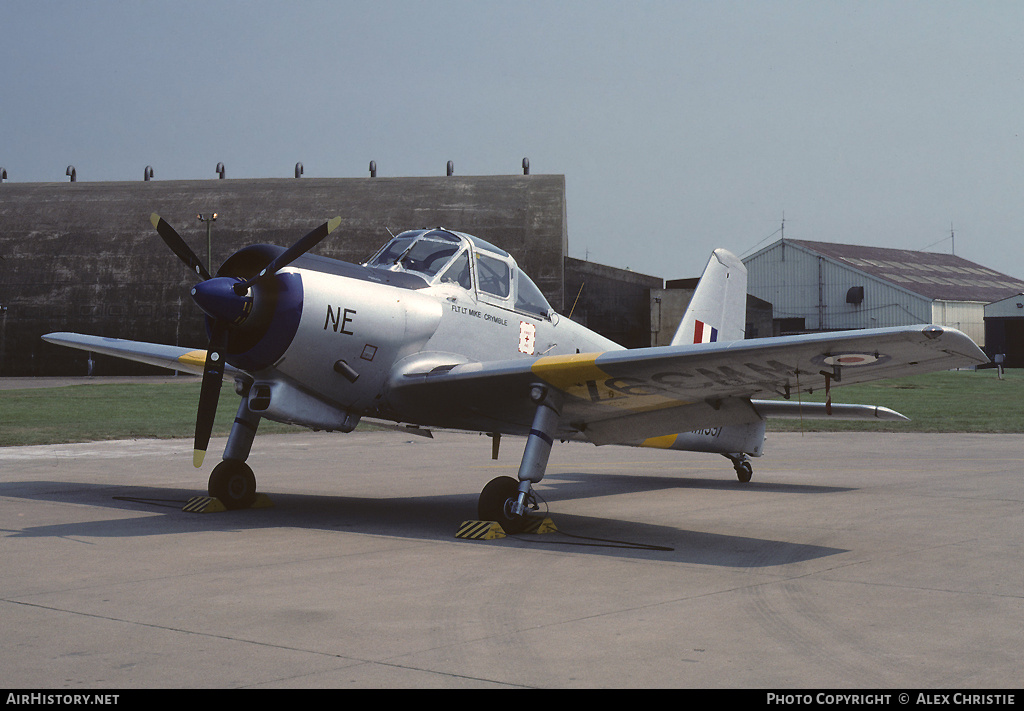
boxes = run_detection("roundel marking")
[814,352,891,367]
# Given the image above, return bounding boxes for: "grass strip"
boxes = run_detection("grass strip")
[1,369,1019,447]
[0,381,292,447]
[766,369,1024,432]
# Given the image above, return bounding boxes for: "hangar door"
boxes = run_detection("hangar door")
[985,317,1024,368]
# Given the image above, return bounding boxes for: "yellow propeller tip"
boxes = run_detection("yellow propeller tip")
[193,450,206,468]
[327,216,342,233]
[150,213,161,228]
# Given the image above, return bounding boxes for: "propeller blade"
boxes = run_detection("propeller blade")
[193,324,229,468]
[151,213,212,281]
[234,216,341,294]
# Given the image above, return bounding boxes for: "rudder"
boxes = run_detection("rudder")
[672,248,747,345]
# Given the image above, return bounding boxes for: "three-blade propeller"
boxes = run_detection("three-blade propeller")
[150,214,212,281]
[151,213,342,467]
[233,216,342,295]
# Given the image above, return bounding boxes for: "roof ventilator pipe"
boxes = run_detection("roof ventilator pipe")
[144,166,154,181]
[369,160,377,177]
[216,162,225,179]
[295,162,303,178]
[447,160,454,176]
[523,157,530,175]
[66,165,76,182]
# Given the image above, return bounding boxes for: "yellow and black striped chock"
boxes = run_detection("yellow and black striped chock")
[455,517,558,539]
[456,520,507,540]
[182,493,273,513]
[183,496,226,513]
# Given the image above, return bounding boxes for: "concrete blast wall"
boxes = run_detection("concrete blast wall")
[0,175,567,375]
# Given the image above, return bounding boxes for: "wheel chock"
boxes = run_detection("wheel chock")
[522,517,558,534]
[456,520,507,540]
[183,496,226,513]
[182,493,273,513]
[455,517,558,540]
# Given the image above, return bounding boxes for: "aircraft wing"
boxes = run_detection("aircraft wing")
[41,333,240,380]
[390,324,987,444]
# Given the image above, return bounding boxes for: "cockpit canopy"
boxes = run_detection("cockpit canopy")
[364,229,553,319]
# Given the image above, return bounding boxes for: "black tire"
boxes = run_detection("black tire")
[209,460,258,510]
[735,461,753,484]
[478,475,528,534]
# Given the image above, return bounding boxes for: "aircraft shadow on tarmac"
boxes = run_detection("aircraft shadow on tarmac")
[0,474,851,567]
[540,470,855,498]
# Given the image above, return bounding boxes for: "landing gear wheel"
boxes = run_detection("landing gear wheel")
[209,460,257,510]
[735,460,753,483]
[478,476,529,534]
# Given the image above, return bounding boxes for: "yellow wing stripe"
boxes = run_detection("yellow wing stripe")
[639,434,679,449]
[530,353,691,414]
[177,350,208,369]
[530,352,607,391]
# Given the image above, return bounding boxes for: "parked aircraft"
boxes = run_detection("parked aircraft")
[44,216,988,531]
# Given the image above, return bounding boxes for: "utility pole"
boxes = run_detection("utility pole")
[197,213,218,273]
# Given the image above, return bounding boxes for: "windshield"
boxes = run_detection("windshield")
[366,230,462,278]
[366,230,550,318]
[366,235,415,268]
[398,233,461,277]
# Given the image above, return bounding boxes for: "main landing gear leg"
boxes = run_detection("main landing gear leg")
[478,386,562,533]
[209,383,262,509]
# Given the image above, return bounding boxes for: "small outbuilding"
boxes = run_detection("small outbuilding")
[984,293,1024,367]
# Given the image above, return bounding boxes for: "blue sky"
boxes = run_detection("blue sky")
[4,1,1024,281]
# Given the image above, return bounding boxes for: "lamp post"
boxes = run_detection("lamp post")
[197,213,218,273]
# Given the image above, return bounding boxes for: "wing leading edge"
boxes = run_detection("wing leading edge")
[41,333,237,379]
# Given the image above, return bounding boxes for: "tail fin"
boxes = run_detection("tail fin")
[671,248,747,346]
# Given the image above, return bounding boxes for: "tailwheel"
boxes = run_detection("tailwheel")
[735,460,753,483]
[209,460,258,510]
[724,453,753,483]
[478,476,531,534]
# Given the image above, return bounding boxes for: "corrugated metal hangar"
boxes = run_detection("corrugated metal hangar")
[743,238,1024,348]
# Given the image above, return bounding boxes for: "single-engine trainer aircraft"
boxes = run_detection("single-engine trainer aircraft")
[44,216,988,531]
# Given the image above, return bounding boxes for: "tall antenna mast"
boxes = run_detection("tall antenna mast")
[950,222,955,255]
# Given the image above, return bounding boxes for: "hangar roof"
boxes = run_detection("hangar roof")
[783,239,1024,304]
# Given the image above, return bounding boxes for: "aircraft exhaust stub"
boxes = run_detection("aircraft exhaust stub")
[333,359,360,383]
